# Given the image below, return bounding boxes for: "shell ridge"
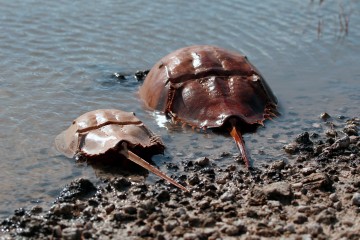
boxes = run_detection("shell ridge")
[77,120,143,134]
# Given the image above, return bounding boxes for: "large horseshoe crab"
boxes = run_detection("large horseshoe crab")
[139,45,278,167]
[55,109,187,191]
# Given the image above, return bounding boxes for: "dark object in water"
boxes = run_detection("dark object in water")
[55,109,187,191]
[139,45,278,167]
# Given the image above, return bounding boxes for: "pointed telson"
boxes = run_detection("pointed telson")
[119,142,189,192]
[228,119,251,168]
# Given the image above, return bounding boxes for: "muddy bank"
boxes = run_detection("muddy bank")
[1,115,359,239]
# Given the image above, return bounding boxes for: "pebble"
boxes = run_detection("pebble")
[62,227,81,240]
[195,157,210,166]
[334,201,342,211]
[188,174,200,186]
[316,209,337,225]
[165,219,179,232]
[297,205,311,213]
[320,112,331,120]
[198,198,211,210]
[307,223,323,236]
[264,182,293,203]
[301,167,316,176]
[123,205,137,215]
[270,160,286,170]
[351,193,360,206]
[219,191,235,202]
[293,213,308,224]
[283,143,299,154]
[302,173,332,190]
[112,177,131,190]
[156,190,170,202]
[329,193,339,202]
[331,136,350,150]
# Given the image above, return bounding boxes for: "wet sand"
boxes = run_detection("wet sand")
[1,114,359,239]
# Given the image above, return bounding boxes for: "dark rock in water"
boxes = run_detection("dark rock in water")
[134,69,150,81]
[320,112,331,121]
[113,72,126,80]
[14,208,26,216]
[295,132,312,145]
[57,178,96,203]
[195,157,210,167]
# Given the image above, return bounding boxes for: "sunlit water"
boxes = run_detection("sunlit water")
[0,0,359,219]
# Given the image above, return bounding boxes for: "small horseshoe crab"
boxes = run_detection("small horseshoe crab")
[55,109,187,191]
[139,45,278,167]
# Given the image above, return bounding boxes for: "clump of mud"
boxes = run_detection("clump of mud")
[1,115,359,239]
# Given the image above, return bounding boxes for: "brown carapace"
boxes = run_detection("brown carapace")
[55,109,188,191]
[139,45,278,168]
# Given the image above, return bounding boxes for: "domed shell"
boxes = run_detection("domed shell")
[139,45,277,129]
[55,109,164,158]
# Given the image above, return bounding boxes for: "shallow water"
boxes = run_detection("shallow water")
[0,0,359,218]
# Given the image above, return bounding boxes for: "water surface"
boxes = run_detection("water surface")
[0,0,359,218]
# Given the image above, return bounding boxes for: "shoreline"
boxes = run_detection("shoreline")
[1,114,359,239]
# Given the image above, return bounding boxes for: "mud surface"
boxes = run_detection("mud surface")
[1,114,359,239]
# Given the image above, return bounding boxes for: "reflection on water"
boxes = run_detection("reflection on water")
[0,0,359,218]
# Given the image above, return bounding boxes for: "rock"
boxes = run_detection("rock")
[134,69,150,81]
[198,198,211,210]
[297,205,311,213]
[248,187,266,206]
[343,124,358,136]
[295,132,312,145]
[331,136,350,150]
[195,157,210,167]
[105,204,115,214]
[112,177,131,191]
[351,193,360,206]
[320,112,331,120]
[165,219,179,232]
[301,167,316,176]
[137,225,151,237]
[156,190,170,202]
[270,160,286,170]
[62,227,81,240]
[334,201,342,211]
[302,173,333,191]
[30,206,42,214]
[316,209,337,225]
[307,223,323,237]
[219,191,235,202]
[188,174,200,186]
[224,225,242,236]
[183,233,199,240]
[263,182,293,204]
[123,205,137,215]
[53,203,75,218]
[329,193,339,202]
[57,178,96,202]
[283,143,299,154]
[293,213,308,224]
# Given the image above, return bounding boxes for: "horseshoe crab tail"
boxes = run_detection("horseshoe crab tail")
[228,120,252,168]
[119,142,189,192]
